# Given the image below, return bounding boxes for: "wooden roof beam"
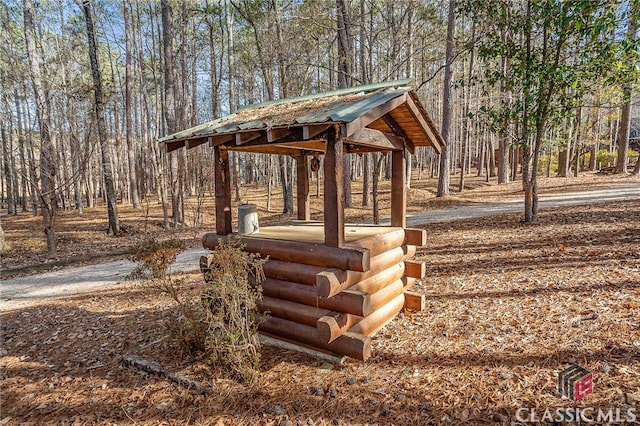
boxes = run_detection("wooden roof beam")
[342,93,408,138]
[303,124,332,140]
[382,114,416,154]
[343,127,404,151]
[235,131,263,145]
[164,139,185,153]
[267,127,294,143]
[207,134,235,148]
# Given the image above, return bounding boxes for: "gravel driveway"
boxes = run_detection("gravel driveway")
[1,183,638,312]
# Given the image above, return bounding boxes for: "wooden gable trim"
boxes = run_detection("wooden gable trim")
[342,93,408,138]
[404,95,443,154]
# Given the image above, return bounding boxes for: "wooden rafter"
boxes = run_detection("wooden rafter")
[343,127,404,151]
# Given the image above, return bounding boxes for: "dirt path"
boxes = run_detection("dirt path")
[1,183,638,312]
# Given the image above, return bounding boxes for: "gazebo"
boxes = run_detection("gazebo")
[160,79,444,360]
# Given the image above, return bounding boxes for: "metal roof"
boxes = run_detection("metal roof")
[159,79,443,155]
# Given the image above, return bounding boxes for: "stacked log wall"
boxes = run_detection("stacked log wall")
[202,227,427,360]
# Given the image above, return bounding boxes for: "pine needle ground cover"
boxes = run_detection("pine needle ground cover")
[2,196,638,425]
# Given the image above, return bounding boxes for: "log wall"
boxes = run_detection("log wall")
[201,226,427,361]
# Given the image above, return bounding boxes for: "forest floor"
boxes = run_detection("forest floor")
[1,172,639,425]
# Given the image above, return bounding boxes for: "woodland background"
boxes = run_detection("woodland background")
[0,0,638,254]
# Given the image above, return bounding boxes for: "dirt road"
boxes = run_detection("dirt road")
[1,183,638,312]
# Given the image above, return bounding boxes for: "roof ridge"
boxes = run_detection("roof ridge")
[238,78,415,112]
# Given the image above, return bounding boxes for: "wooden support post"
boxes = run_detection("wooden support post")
[349,293,405,337]
[324,126,344,247]
[296,155,310,221]
[214,146,232,235]
[391,149,406,228]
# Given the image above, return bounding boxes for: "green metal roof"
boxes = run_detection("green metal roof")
[159,79,443,155]
[159,79,414,143]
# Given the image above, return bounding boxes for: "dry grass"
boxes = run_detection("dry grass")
[1,172,639,425]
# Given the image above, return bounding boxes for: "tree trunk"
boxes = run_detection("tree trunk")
[124,0,141,208]
[362,153,370,206]
[437,0,456,197]
[459,22,475,193]
[83,0,119,235]
[336,0,353,208]
[616,11,637,173]
[24,0,57,252]
[372,153,384,224]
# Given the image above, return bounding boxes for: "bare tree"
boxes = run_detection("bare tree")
[437,0,456,197]
[124,0,141,208]
[23,0,57,252]
[82,0,119,235]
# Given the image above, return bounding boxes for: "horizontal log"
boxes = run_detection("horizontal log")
[404,228,427,247]
[368,279,405,313]
[203,233,370,272]
[349,293,405,337]
[257,296,331,327]
[317,312,362,344]
[262,259,324,286]
[403,291,425,311]
[257,314,371,360]
[256,277,371,316]
[404,260,426,279]
[345,228,406,257]
[258,334,347,365]
[316,245,416,298]
[350,263,405,295]
[404,277,417,291]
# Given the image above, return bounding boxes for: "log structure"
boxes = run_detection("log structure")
[202,224,427,360]
[161,79,444,360]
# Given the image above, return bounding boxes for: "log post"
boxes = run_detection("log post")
[214,145,232,235]
[391,149,406,228]
[324,126,344,247]
[296,155,310,221]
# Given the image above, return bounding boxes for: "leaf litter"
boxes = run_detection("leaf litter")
[1,180,639,425]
